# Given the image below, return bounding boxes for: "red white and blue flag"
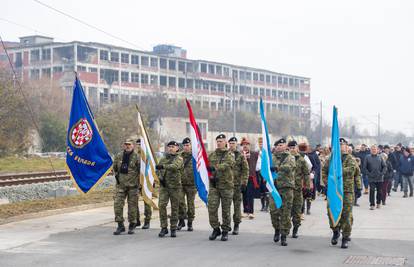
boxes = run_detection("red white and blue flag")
[185,99,210,204]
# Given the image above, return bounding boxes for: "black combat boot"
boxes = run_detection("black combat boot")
[187,221,193,232]
[273,229,280,243]
[209,228,221,240]
[341,238,349,249]
[260,196,265,211]
[136,220,141,227]
[292,225,299,238]
[232,223,239,235]
[127,223,136,234]
[142,221,150,230]
[177,219,186,230]
[280,235,288,246]
[113,222,125,235]
[158,228,168,238]
[331,230,340,245]
[306,199,311,215]
[170,229,177,238]
[221,231,229,241]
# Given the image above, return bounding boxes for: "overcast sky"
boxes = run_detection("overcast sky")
[2,0,413,136]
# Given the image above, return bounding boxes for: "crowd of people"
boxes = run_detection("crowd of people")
[111,135,413,249]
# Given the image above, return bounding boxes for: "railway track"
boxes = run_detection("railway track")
[0,171,70,187]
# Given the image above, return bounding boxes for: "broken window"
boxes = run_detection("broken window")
[42,48,51,60]
[30,69,40,80]
[53,46,74,64]
[14,52,22,68]
[168,60,176,70]
[160,58,167,69]
[88,67,97,73]
[42,68,51,78]
[186,62,193,72]
[200,63,207,73]
[178,78,185,88]
[150,75,158,85]
[100,69,119,84]
[178,61,186,72]
[160,75,167,86]
[150,57,158,68]
[77,46,97,63]
[141,74,149,84]
[131,73,139,83]
[168,76,176,87]
[266,75,270,83]
[253,73,258,81]
[121,53,129,63]
[121,71,129,82]
[246,72,252,80]
[110,52,119,62]
[77,65,87,71]
[216,65,222,76]
[141,56,149,67]
[259,74,264,82]
[131,55,139,65]
[53,66,63,73]
[187,79,194,89]
[208,64,215,74]
[100,50,108,61]
[30,49,40,63]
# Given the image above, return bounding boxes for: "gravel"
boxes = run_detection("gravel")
[0,176,116,203]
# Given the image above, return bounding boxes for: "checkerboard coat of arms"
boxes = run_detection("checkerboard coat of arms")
[70,118,93,148]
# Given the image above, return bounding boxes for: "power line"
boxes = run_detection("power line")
[33,0,147,51]
[0,35,58,175]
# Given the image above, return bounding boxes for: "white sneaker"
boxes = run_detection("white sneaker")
[248,214,255,219]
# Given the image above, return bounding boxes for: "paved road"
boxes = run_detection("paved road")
[0,191,413,267]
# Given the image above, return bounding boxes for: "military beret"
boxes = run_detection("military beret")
[182,137,191,145]
[167,141,179,146]
[228,137,238,142]
[288,140,297,147]
[339,138,348,145]
[136,138,141,144]
[216,134,226,140]
[274,138,286,146]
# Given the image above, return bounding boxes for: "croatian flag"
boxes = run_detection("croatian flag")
[185,99,210,204]
[259,98,282,208]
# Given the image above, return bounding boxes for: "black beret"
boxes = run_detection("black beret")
[339,138,348,145]
[228,137,238,142]
[288,140,297,147]
[182,137,191,145]
[136,138,141,144]
[167,141,179,146]
[216,134,226,140]
[274,138,286,146]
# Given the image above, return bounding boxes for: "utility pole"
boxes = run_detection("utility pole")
[378,113,381,144]
[319,101,323,145]
[232,73,236,137]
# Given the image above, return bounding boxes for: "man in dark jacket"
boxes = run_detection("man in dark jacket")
[399,147,414,198]
[391,144,403,192]
[356,144,370,194]
[363,145,386,209]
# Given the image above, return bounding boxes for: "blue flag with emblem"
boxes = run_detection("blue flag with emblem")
[259,98,282,208]
[327,106,343,227]
[66,76,113,193]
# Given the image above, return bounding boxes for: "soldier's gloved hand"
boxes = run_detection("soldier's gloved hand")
[207,166,215,172]
[240,184,247,193]
[156,164,164,170]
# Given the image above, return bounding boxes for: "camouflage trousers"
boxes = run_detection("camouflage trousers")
[208,187,234,232]
[159,187,180,230]
[137,201,152,224]
[269,187,294,235]
[232,185,242,224]
[114,185,138,224]
[291,189,303,227]
[328,192,354,238]
[178,185,197,222]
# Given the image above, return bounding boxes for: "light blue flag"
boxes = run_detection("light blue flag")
[259,98,282,208]
[327,106,343,226]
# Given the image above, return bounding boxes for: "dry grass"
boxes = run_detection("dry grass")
[0,187,114,220]
[0,156,66,174]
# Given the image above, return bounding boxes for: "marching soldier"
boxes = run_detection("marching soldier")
[135,138,152,229]
[113,139,140,235]
[322,138,361,249]
[288,140,310,239]
[178,137,197,231]
[207,134,235,241]
[228,137,249,235]
[269,138,296,246]
[156,141,183,238]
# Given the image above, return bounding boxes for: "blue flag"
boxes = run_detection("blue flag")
[327,106,343,226]
[259,98,282,208]
[66,77,113,193]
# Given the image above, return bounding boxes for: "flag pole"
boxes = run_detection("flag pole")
[135,104,159,165]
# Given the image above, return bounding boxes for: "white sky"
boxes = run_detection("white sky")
[2,0,414,135]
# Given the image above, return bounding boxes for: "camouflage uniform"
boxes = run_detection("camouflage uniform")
[113,151,140,224]
[269,151,296,236]
[291,151,310,227]
[230,150,249,224]
[208,148,235,232]
[322,153,361,239]
[178,151,197,223]
[157,153,183,230]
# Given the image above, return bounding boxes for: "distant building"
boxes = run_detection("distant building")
[1,35,311,123]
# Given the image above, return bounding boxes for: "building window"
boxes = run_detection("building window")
[208,64,215,74]
[168,77,176,87]
[260,88,265,96]
[283,77,288,85]
[121,71,129,82]
[131,73,139,83]
[239,71,245,80]
[266,89,270,96]
[53,66,63,73]
[266,75,270,83]
[42,48,51,60]
[294,79,299,87]
[30,49,40,62]
[150,57,158,68]
[278,76,283,85]
[42,68,51,78]
[223,67,229,77]
[187,79,194,89]
[168,60,176,70]
[289,78,294,86]
[100,69,119,84]
[253,87,258,96]
[232,70,238,79]
[141,74,149,84]
[216,65,222,76]
[178,61,186,72]
[121,53,129,64]
[259,74,264,82]
[131,55,139,65]
[284,91,288,99]
[272,76,277,85]
[289,91,294,99]
[88,67,98,73]
[160,75,167,86]
[186,62,194,72]
[30,69,40,80]
[246,72,252,80]
[77,65,87,72]
[110,52,119,62]
[150,75,158,85]
[141,56,149,67]
[200,63,207,73]
[272,89,277,98]
[160,58,167,69]
[253,73,258,81]
[178,78,185,88]
[218,83,224,92]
